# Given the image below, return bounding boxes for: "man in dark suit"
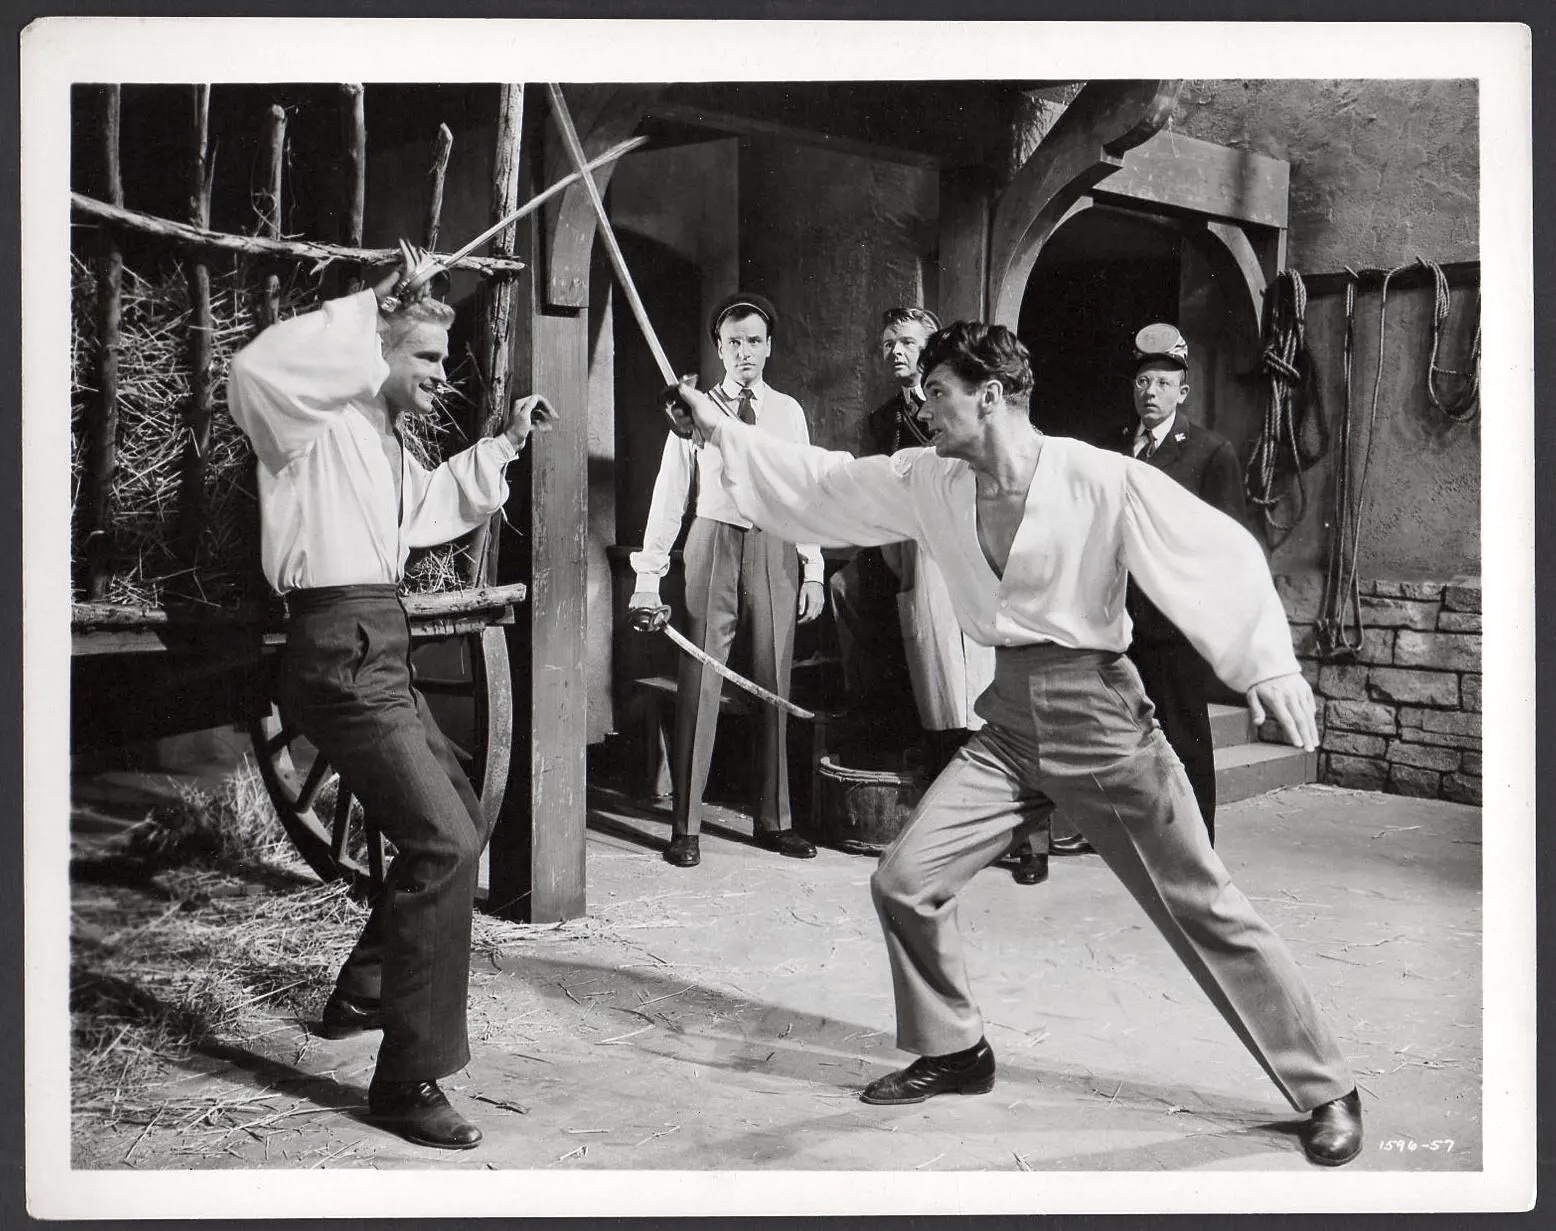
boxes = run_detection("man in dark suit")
[1051,323,1245,854]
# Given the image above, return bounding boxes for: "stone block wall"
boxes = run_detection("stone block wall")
[1273,575,1481,805]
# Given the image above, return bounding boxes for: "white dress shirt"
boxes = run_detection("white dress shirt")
[630,377,823,598]
[1134,411,1178,457]
[227,290,520,593]
[707,422,1299,694]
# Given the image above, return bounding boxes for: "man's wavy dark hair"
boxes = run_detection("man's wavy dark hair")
[921,322,1034,407]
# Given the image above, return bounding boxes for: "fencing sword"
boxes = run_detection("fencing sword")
[544,83,816,724]
[385,133,650,306]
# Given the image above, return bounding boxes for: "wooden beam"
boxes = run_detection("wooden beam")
[645,100,941,169]
[544,84,660,309]
[83,85,123,603]
[177,85,215,575]
[340,84,366,295]
[988,80,1182,327]
[1093,129,1290,231]
[259,104,287,327]
[70,193,527,279]
[467,85,525,587]
[423,123,453,252]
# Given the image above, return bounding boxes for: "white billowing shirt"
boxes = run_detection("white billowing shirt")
[227,290,520,594]
[629,377,824,598]
[709,423,1299,694]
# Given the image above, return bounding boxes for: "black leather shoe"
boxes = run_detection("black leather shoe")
[367,1078,483,1150]
[755,829,817,859]
[1013,851,1048,885]
[318,991,383,1039]
[664,834,700,867]
[859,1038,996,1105]
[1303,1088,1363,1166]
[1049,833,1095,856]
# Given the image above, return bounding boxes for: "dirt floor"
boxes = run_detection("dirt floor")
[65,778,1481,1176]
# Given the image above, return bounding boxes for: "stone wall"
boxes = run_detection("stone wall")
[1275,575,1481,805]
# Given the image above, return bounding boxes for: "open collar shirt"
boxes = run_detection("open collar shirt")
[630,376,823,597]
[227,289,520,594]
[706,421,1299,694]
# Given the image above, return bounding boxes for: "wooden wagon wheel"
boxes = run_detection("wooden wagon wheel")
[249,624,512,897]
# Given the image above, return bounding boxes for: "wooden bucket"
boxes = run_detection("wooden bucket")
[809,753,930,855]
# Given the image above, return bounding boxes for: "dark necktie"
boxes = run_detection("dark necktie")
[1136,429,1158,460]
[737,388,756,425]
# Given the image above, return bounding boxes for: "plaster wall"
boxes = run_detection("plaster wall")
[1172,79,1479,272]
[738,139,939,453]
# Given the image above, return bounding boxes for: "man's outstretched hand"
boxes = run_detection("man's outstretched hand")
[1246,673,1319,750]
[503,394,560,450]
[661,375,725,442]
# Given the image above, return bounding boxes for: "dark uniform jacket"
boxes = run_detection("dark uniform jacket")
[1118,414,1247,644]
[863,389,934,458]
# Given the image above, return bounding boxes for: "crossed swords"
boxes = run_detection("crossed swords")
[392,85,815,724]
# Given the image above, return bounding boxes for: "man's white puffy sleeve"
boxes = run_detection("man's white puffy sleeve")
[402,435,522,549]
[711,419,923,549]
[1121,460,1299,693]
[227,290,389,472]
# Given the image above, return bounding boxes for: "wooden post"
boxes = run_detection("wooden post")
[340,84,366,295]
[466,85,524,587]
[260,104,287,326]
[83,85,123,602]
[424,123,453,252]
[176,85,216,576]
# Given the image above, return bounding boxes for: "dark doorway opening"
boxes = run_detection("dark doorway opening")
[1018,207,1182,449]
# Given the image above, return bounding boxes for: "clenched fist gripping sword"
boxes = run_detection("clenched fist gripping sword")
[544,84,816,723]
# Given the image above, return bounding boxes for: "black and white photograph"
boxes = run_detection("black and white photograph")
[19,15,1534,1220]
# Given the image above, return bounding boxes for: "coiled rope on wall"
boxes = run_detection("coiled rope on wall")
[1313,257,1480,660]
[1247,270,1329,546]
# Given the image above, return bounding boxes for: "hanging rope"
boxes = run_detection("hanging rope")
[1420,257,1481,422]
[1246,270,1328,546]
[1316,263,1408,659]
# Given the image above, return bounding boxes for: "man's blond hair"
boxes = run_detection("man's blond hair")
[377,297,456,349]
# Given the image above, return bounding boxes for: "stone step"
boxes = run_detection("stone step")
[1208,702,1256,748]
[1215,742,1318,804]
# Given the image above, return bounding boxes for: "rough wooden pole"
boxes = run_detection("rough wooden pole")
[260,104,287,326]
[84,85,124,602]
[177,84,215,575]
[424,123,453,251]
[341,84,366,295]
[467,84,525,586]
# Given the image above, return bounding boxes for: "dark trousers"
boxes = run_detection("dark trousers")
[673,517,798,837]
[1127,636,1217,843]
[278,585,492,1083]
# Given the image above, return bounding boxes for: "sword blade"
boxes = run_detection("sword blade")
[662,624,816,721]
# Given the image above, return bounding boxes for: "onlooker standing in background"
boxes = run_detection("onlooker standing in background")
[1052,323,1246,856]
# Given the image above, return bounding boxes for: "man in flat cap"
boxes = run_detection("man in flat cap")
[1053,323,1247,855]
[628,292,825,868]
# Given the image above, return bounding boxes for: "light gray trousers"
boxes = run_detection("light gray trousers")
[870,643,1353,1113]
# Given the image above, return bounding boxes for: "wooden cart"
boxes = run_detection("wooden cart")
[70,83,533,897]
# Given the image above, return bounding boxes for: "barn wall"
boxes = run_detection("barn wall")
[738,139,939,454]
[1174,80,1482,583]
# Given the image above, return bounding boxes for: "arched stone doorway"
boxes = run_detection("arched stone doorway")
[1019,199,1271,463]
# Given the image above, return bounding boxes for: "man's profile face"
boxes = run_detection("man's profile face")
[716,312,772,388]
[1132,361,1189,430]
[382,321,450,417]
[922,363,988,460]
[881,320,933,386]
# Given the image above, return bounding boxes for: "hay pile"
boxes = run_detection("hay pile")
[70,756,535,1136]
[70,255,478,610]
